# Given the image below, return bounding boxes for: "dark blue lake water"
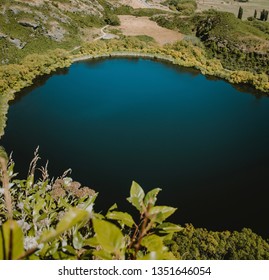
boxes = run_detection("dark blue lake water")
[2,58,269,237]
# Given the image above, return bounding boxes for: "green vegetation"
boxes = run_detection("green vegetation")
[0,96,9,139]
[0,147,181,259]
[77,38,269,93]
[114,5,168,17]
[0,49,71,97]
[247,18,269,34]
[162,0,197,15]
[168,225,269,260]
[0,148,268,260]
[151,13,199,34]
[196,11,269,74]
[152,10,269,74]
[0,0,109,65]
[132,35,156,43]
[0,49,71,137]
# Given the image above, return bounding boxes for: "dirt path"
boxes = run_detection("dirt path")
[94,25,109,41]
[117,15,183,45]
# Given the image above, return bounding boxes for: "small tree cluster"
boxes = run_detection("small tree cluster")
[260,9,269,21]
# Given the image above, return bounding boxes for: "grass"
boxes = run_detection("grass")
[132,35,156,43]
[115,5,169,17]
[200,11,269,42]
[247,19,269,35]
[151,14,197,34]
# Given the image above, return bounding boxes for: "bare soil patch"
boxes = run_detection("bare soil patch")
[117,15,183,45]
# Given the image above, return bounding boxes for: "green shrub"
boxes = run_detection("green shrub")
[104,13,120,26]
[168,224,269,260]
[115,5,168,17]
[163,0,197,15]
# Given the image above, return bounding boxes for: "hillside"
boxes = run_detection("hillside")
[196,11,269,73]
[0,0,113,64]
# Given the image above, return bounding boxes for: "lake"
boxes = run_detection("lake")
[2,58,269,237]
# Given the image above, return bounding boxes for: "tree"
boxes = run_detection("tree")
[265,10,269,21]
[238,6,243,20]
[254,9,257,19]
[260,9,268,21]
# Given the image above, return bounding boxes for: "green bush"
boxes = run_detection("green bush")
[163,0,197,15]
[104,13,120,26]
[115,5,168,17]
[168,224,269,260]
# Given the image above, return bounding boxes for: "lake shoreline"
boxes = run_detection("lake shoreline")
[0,44,269,139]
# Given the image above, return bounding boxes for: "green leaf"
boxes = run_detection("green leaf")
[144,188,162,207]
[93,249,113,260]
[93,219,124,254]
[81,193,98,212]
[148,206,177,223]
[33,198,46,221]
[106,211,135,228]
[0,220,24,260]
[39,208,89,244]
[84,237,99,247]
[141,234,164,252]
[157,222,183,233]
[126,181,145,211]
[59,197,71,209]
[26,174,34,188]
[72,230,84,250]
[63,245,77,255]
[108,203,118,212]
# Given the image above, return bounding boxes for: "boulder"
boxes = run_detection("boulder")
[18,19,39,29]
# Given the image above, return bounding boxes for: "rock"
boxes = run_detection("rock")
[0,32,7,39]
[45,23,67,42]
[102,33,119,40]
[18,19,39,29]
[8,37,26,49]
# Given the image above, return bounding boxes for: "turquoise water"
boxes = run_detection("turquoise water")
[2,58,269,237]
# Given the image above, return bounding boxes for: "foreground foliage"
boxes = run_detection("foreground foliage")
[0,147,269,260]
[0,147,181,259]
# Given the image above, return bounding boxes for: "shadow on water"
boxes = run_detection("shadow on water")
[79,55,202,76]
[79,56,269,99]
[11,54,267,102]
[10,67,70,105]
